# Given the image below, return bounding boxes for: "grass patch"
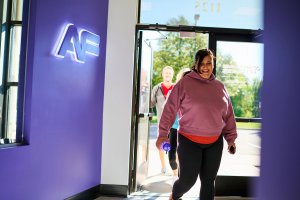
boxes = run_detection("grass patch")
[236,122,261,129]
[150,116,158,123]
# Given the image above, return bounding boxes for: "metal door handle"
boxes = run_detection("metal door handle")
[139,113,155,118]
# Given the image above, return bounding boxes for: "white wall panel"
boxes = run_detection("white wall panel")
[101,0,138,185]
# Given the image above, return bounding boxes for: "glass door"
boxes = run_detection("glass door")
[130,28,210,198]
[213,37,263,196]
[216,40,263,177]
[130,25,263,197]
[131,30,153,191]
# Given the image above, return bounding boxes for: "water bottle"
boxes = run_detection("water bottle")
[161,141,171,152]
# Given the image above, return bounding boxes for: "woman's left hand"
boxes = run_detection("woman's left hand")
[156,136,169,150]
[228,143,236,154]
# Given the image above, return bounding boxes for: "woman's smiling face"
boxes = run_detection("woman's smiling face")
[198,55,214,79]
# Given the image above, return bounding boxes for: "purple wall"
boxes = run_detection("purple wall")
[257,1,300,200]
[0,0,108,199]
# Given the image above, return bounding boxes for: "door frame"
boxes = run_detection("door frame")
[128,23,263,196]
[128,29,154,194]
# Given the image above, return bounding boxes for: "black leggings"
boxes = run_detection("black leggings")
[172,134,223,200]
[168,128,178,170]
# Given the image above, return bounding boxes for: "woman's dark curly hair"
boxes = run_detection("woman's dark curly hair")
[191,49,215,72]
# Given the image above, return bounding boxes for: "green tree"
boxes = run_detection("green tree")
[152,17,208,87]
[251,78,262,117]
[216,52,262,118]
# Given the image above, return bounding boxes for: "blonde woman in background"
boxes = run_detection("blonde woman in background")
[166,68,191,183]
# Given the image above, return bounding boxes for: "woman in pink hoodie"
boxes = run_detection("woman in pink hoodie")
[156,49,237,200]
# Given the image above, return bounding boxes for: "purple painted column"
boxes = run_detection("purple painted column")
[0,0,108,199]
[258,1,300,199]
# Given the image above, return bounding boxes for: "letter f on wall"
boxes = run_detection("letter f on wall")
[55,23,100,63]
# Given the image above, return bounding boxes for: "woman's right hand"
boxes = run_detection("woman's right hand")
[156,136,169,150]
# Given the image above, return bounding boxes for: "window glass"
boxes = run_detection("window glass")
[216,41,263,118]
[216,41,263,176]
[0,31,5,83]
[0,0,24,145]
[219,126,261,177]
[6,86,17,140]
[8,26,21,82]
[11,0,23,21]
[144,30,208,120]
[140,0,263,30]
[149,31,208,87]
[1,0,8,23]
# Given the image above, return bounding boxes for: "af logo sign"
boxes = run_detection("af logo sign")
[54,23,100,63]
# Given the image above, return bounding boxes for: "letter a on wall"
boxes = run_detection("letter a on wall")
[54,23,100,63]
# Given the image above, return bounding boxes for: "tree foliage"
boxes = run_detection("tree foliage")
[152,32,207,86]
[216,53,262,118]
[152,16,207,85]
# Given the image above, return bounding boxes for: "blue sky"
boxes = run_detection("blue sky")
[141,0,263,30]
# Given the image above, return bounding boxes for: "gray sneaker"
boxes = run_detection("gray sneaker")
[161,167,167,174]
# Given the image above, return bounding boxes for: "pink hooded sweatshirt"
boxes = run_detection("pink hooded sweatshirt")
[158,71,237,145]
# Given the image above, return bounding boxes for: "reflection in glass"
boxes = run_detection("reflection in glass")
[139,38,152,114]
[0,30,5,83]
[8,26,21,82]
[1,0,8,23]
[11,0,23,21]
[6,86,17,139]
